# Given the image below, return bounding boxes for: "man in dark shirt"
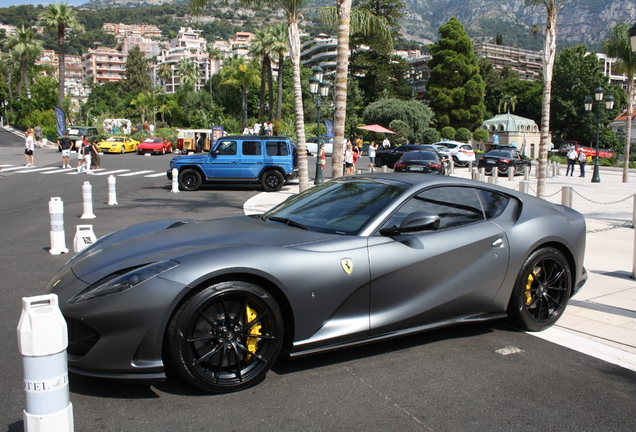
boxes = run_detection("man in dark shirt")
[57,131,73,168]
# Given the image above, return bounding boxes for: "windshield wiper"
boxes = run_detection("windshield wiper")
[266,216,309,230]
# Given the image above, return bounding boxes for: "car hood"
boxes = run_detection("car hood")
[69,216,333,284]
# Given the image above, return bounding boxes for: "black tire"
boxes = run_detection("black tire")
[506,247,572,332]
[498,166,509,175]
[262,170,284,192]
[120,145,126,154]
[179,169,202,191]
[167,281,284,393]
[375,156,384,167]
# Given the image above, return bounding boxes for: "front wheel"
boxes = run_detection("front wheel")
[167,281,284,393]
[178,169,202,191]
[506,247,571,332]
[375,156,384,167]
[262,170,284,192]
[120,145,126,154]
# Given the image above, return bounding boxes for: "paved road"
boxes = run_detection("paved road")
[1,128,635,431]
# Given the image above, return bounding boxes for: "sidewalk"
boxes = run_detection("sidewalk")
[244,165,636,372]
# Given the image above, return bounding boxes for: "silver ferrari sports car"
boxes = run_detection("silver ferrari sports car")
[46,174,587,393]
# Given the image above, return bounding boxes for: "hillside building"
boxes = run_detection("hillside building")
[83,47,128,84]
[473,43,543,81]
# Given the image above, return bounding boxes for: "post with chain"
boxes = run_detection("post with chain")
[561,186,573,208]
[632,194,635,279]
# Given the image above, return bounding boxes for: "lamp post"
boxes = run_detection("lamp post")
[404,67,422,99]
[309,66,330,185]
[584,87,614,183]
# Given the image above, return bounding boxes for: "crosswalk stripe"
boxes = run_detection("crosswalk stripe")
[145,172,167,178]
[17,167,59,173]
[94,170,130,176]
[118,170,154,176]
[1,166,35,172]
[66,168,107,175]
[43,168,76,174]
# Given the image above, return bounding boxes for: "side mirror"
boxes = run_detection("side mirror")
[380,211,441,236]
[211,150,219,157]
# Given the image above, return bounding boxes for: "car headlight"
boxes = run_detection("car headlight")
[69,260,179,304]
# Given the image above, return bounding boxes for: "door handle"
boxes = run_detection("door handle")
[492,238,503,247]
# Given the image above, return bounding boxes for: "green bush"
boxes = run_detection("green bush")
[455,127,471,142]
[440,126,456,141]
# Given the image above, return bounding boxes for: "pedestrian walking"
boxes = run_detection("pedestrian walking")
[319,143,326,170]
[76,135,87,171]
[368,141,377,172]
[24,127,35,167]
[58,131,73,168]
[566,146,578,176]
[344,141,354,175]
[195,133,204,153]
[578,150,587,177]
[34,124,43,148]
[90,138,101,170]
[77,137,92,174]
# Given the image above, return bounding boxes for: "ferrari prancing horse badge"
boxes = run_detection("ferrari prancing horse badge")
[340,258,353,275]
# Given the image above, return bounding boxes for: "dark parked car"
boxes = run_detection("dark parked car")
[394,151,445,175]
[478,149,531,175]
[46,174,586,394]
[375,144,436,169]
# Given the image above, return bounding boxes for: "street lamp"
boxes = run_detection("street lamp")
[584,87,614,183]
[404,67,422,99]
[309,65,330,185]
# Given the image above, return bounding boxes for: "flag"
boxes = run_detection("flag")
[54,107,66,137]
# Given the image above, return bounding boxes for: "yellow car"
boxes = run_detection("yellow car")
[97,136,139,153]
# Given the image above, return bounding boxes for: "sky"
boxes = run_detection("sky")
[0,1,86,7]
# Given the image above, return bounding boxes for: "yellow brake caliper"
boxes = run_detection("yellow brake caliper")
[525,270,536,305]
[245,305,262,361]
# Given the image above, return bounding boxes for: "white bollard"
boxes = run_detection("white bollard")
[107,175,118,206]
[80,181,95,219]
[519,180,529,194]
[48,198,69,255]
[632,194,636,279]
[561,186,573,208]
[449,158,455,175]
[508,167,514,181]
[73,225,97,253]
[171,168,179,193]
[382,165,387,173]
[17,294,73,432]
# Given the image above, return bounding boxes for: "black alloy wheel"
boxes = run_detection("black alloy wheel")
[262,170,284,192]
[178,169,203,191]
[167,281,284,393]
[506,247,572,332]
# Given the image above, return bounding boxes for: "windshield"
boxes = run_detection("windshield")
[106,137,124,142]
[401,151,437,161]
[263,177,410,235]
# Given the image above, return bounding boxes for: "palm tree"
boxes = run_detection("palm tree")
[205,44,223,95]
[603,23,635,183]
[4,26,43,98]
[270,23,289,123]
[321,4,391,179]
[249,28,275,121]
[157,63,173,90]
[176,58,201,90]
[219,55,260,128]
[530,24,541,52]
[39,2,83,107]
[498,94,518,113]
[526,0,566,198]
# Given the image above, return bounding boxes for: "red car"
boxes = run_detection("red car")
[137,137,173,155]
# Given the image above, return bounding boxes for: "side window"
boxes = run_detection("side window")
[243,140,261,156]
[216,140,237,155]
[266,141,289,156]
[382,187,486,231]
[476,189,510,219]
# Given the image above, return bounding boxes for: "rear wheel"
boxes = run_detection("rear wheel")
[506,247,571,331]
[167,281,284,393]
[375,156,384,167]
[453,156,468,167]
[262,170,284,192]
[178,169,202,191]
[120,145,126,154]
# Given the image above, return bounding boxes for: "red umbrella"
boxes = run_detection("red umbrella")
[357,124,395,134]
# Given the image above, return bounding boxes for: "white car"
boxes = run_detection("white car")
[435,141,475,166]
[305,137,334,156]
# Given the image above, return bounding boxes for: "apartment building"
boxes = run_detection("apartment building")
[83,47,128,84]
[36,50,91,104]
[474,43,543,81]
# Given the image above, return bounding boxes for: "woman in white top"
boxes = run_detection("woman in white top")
[24,127,34,167]
[368,141,377,171]
[344,141,354,175]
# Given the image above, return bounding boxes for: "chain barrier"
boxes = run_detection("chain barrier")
[587,220,634,234]
[572,189,634,205]
[523,184,634,234]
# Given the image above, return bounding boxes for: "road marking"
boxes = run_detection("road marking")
[1,166,36,172]
[17,167,59,173]
[93,169,130,176]
[43,168,76,174]
[145,172,167,177]
[0,164,15,167]
[118,170,154,176]
[67,168,108,175]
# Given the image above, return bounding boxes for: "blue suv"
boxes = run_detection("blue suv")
[167,135,298,192]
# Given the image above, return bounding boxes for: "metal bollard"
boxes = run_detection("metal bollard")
[479,167,485,182]
[48,198,69,255]
[493,167,498,183]
[73,225,96,253]
[508,167,514,181]
[524,166,530,181]
[17,294,73,432]
[382,165,387,173]
[80,181,95,219]
[519,180,529,194]
[561,186,573,208]
[107,175,118,205]
[171,168,179,193]
[449,158,454,175]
